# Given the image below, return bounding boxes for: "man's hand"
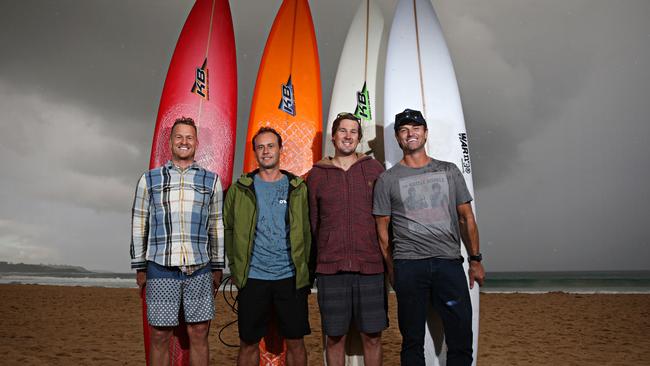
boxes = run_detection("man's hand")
[136,270,147,290]
[468,261,485,289]
[386,268,395,289]
[212,270,223,296]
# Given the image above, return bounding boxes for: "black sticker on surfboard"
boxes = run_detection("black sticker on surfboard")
[191,58,209,100]
[278,75,296,116]
[354,81,372,121]
[459,133,472,174]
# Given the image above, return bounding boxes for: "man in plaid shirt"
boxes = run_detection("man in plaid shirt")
[130,117,224,366]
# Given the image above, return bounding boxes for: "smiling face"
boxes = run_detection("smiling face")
[332,118,361,156]
[396,123,428,153]
[170,123,198,163]
[253,131,282,170]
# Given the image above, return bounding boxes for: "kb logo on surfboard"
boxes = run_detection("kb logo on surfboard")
[459,133,472,174]
[191,58,209,100]
[354,82,372,121]
[278,75,296,116]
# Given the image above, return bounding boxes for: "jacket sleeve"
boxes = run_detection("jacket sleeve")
[208,176,225,270]
[301,183,315,285]
[130,174,149,270]
[223,184,237,284]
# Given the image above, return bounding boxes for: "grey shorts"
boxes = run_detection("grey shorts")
[316,272,388,336]
[145,262,214,327]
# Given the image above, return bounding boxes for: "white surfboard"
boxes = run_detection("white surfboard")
[325,0,385,158]
[323,1,387,365]
[384,0,479,365]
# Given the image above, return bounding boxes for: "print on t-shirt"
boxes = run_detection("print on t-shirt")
[399,172,451,233]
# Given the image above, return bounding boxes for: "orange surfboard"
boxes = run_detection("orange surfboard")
[243,0,322,178]
[242,0,321,365]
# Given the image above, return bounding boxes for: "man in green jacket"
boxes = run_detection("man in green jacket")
[224,127,311,366]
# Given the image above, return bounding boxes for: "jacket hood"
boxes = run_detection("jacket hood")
[236,169,303,188]
[312,153,372,170]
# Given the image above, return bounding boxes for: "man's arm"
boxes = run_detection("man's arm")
[457,202,485,288]
[130,174,149,289]
[375,215,394,286]
[208,176,225,292]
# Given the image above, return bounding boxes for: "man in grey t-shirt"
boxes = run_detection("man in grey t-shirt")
[373,109,485,366]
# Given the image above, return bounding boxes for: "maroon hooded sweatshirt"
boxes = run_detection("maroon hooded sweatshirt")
[307,153,385,274]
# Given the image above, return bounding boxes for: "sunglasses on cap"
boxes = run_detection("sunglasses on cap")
[336,112,361,122]
[394,108,427,132]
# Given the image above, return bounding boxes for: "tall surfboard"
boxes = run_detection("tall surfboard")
[323,1,386,365]
[144,0,237,365]
[243,0,321,364]
[325,0,385,159]
[243,0,322,179]
[384,0,479,365]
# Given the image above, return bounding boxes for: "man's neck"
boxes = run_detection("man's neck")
[331,152,358,171]
[401,149,431,168]
[257,167,283,182]
[172,158,193,170]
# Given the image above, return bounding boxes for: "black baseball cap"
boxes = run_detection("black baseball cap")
[394,108,427,132]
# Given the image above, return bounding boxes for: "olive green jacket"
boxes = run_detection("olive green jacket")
[224,170,312,289]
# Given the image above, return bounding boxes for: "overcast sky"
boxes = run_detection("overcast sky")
[0,0,648,272]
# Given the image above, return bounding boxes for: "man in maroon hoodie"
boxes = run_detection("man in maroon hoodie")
[307,112,387,366]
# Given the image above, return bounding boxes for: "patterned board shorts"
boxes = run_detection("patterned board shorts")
[316,272,388,336]
[145,262,215,327]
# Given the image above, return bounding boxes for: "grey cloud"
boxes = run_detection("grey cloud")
[0,0,191,130]
[0,81,141,213]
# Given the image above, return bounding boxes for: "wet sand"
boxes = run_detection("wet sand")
[0,284,649,365]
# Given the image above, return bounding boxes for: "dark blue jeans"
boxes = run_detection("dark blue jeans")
[394,257,473,366]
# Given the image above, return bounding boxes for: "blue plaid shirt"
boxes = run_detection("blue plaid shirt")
[130,161,225,271]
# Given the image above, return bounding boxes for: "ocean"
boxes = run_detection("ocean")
[0,272,136,288]
[2,270,650,293]
[482,271,650,293]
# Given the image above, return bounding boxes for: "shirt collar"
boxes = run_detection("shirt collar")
[165,160,200,172]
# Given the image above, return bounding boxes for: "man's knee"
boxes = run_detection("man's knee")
[326,335,345,347]
[187,321,210,341]
[360,332,382,347]
[239,339,260,353]
[285,338,306,352]
[150,326,173,345]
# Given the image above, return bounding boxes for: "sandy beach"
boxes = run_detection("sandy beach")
[1,284,649,365]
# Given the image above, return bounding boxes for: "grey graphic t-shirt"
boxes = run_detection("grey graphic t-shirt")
[248,174,295,280]
[373,159,472,260]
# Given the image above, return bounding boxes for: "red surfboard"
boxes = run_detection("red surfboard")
[143,0,237,365]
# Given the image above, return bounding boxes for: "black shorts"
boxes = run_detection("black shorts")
[237,277,311,343]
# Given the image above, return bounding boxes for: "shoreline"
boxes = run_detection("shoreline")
[3,277,650,294]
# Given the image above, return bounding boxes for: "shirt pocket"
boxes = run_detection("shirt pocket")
[150,183,181,209]
[356,228,382,263]
[189,183,213,214]
[191,183,212,196]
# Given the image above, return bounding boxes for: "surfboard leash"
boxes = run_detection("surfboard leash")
[412,0,427,117]
[217,275,240,348]
[196,0,218,126]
